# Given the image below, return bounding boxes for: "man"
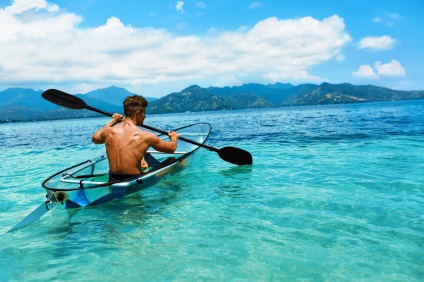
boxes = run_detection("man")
[92,95,179,180]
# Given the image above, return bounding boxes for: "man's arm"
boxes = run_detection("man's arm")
[148,131,179,153]
[92,113,124,144]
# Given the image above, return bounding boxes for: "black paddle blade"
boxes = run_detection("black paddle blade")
[42,89,87,110]
[218,146,253,166]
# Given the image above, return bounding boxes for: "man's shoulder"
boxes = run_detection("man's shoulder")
[139,129,156,137]
[129,127,153,137]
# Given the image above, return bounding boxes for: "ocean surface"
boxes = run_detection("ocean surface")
[0,100,423,281]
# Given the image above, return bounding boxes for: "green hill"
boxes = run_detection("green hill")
[1,82,423,121]
[149,85,232,114]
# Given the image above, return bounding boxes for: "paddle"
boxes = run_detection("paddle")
[42,89,253,165]
[7,193,56,233]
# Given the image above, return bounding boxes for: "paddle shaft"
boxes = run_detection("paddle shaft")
[86,105,219,153]
[41,89,252,165]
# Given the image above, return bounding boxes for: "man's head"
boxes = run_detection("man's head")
[123,95,148,118]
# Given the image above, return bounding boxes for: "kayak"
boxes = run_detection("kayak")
[8,89,252,233]
[42,122,211,209]
[7,123,211,232]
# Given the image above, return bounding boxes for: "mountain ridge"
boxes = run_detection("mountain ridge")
[1,82,423,122]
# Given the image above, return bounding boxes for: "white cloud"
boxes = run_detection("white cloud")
[387,13,400,20]
[176,1,184,13]
[352,65,378,78]
[375,60,406,77]
[372,17,383,23]
[352,60,406,79]
[336,54,345,61]
[249,2,262,9]
[195,2,207,9]
[357,35,396,51]
[0,1,352,96]
[5,0,59,14]
[372,13,401,26]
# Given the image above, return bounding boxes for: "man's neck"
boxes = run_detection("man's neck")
[124,116,138,127]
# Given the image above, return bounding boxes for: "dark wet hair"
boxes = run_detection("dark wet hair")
[123,95,148,117]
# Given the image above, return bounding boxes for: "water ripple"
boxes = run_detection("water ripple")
[1,100,423,281]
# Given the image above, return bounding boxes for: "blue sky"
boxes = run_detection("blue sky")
[0,0,422,97]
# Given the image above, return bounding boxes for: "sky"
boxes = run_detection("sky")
[0,0,423,98]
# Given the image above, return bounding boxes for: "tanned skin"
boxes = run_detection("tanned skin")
[92,103,179,175]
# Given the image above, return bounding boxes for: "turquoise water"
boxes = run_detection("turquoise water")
[1,101,423,281]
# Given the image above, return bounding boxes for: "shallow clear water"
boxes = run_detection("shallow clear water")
[1,101,423,281]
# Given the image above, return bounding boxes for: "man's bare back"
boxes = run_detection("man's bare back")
[103,120,152,174]
[92,96,179,175]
